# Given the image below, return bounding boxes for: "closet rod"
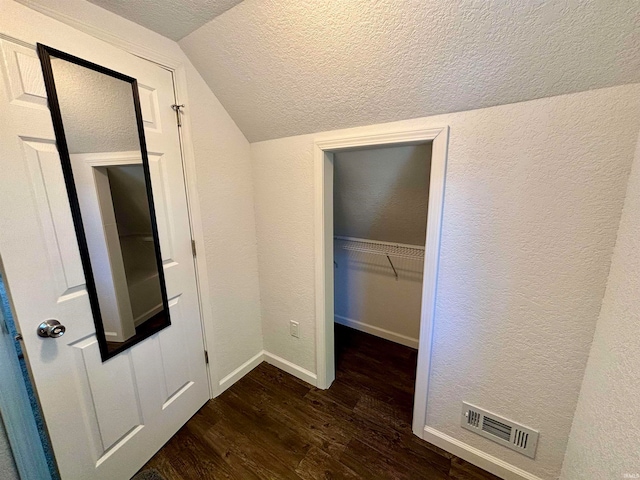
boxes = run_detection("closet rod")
[386,255,398,280]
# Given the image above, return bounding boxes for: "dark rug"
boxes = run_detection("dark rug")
[131,468,166,480]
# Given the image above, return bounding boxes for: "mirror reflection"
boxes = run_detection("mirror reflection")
[41,46,170,360]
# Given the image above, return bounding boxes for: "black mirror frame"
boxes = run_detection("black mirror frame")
[36,43,171,361]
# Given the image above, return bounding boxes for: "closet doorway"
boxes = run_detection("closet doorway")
[313,127,449,438]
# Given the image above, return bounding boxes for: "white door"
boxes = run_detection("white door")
[0,33,209,480]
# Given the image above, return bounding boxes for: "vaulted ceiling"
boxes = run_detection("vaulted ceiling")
[85,0,243,40]
[178,0,640,142]
[23,0,640,143]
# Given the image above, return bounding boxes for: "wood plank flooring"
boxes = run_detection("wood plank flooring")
[141,325,500,479]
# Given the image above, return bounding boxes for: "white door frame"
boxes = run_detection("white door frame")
[313,126,449,436]
[0,6,219,397]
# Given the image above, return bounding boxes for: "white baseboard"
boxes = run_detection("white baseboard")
[218,350,318,393]
[218,350,264,393]
[335,315,419,349]
[263,351,318,387]
[422,426,543,480]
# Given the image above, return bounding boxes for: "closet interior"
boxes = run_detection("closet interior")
[333,142,432,397]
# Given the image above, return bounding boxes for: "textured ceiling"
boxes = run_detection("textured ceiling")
[85,0,243,40]
[179,0,640,142]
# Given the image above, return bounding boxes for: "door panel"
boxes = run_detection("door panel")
[0,34,208,480]
[160,295,191,403]
[72,337,143,455]
[22,138,86,297]
[138,83,162,133]
[1,40,48,109]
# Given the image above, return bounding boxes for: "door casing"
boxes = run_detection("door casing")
[313,126,449,437]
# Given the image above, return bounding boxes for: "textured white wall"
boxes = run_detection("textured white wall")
[333,144,430,344]
[334,145,431,245]
[18,0,264,381]
[334,245,424,344]
[560,131,640,479]
[251,85,640,479]
[183,58,263,378]
[180,0,640,142]
[252,134,314,368]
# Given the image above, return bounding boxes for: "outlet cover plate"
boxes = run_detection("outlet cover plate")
[290,321,299,338]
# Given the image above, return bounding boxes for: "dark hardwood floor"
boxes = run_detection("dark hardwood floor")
[141,325,500,479]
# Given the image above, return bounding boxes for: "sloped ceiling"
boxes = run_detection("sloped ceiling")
[179,0,640,142]
[85,0,243,40]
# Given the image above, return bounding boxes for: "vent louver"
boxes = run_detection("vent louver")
[468,409,481,428]
[461,402,539,459]
[482,416,512,441]
[514,429,529,449]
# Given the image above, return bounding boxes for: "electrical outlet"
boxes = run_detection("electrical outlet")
[290,321,299,338]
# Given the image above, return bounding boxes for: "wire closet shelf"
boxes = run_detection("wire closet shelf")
[334,236,424,280]
[334,236,425,260]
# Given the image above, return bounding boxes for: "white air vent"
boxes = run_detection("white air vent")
[461,402,539,459]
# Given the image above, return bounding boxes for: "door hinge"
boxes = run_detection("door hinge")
[191,239,197,257]
[204,350,209,365]
[171,103,185,127]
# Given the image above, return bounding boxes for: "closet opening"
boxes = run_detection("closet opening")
[314,127,448,437]
[333,143,430,429]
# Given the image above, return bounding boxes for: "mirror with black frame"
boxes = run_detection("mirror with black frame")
[37,44,170,361]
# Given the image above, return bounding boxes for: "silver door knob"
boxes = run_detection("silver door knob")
[37,319,66,338]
